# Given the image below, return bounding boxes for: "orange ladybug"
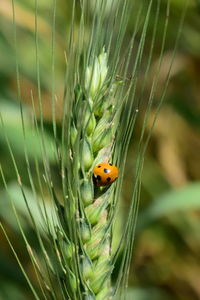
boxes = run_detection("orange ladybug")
[93,162,118,186]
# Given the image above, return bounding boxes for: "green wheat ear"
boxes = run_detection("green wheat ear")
[58,48,120,299]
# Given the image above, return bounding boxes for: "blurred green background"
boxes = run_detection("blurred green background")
[0,0,200,299]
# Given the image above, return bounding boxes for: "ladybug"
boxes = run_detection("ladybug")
[93,162,118,186]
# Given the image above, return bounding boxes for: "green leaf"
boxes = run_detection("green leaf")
[125,287,169,300]
[0,102,56,162]
[138,182,200,231]
[0,182,58,232]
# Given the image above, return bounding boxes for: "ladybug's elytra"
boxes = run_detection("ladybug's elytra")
[93,162,118,186]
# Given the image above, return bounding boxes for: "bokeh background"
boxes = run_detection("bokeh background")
[0,0,200,299]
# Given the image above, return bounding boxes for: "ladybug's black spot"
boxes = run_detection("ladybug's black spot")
[107,177,111,182]
[93,175,97,184]
[104,168,110,173]
[98,165,101,168]
[97,175,101,181]
[109,163,113,166]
